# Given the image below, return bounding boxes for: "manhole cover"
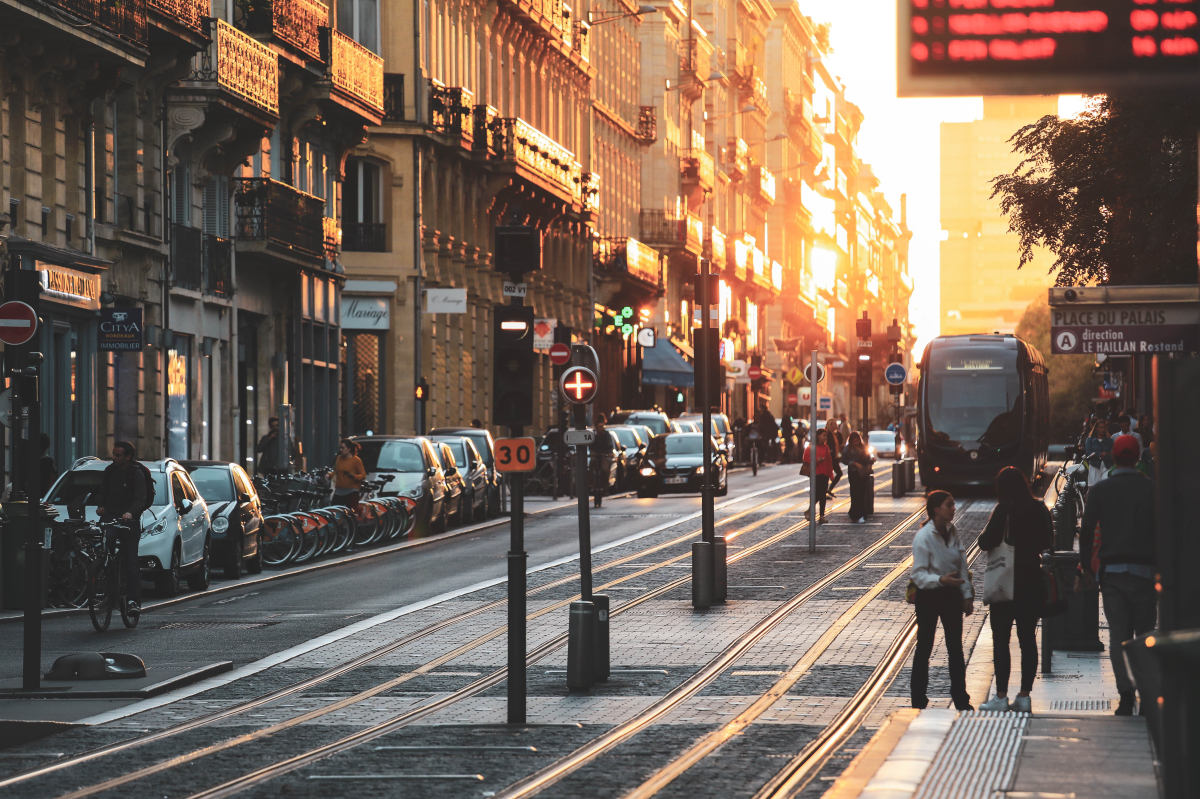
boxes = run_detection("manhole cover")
[157,621,280,630]
[1050,699,1110,710]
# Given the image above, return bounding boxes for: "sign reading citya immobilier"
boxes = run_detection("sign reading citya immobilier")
[1049,285,1199,356]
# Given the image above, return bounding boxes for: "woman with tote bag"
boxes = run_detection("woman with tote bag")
[978,467,1054,712]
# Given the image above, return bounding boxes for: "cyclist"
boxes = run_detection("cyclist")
[95,441,149,615]
[591,414,616,508]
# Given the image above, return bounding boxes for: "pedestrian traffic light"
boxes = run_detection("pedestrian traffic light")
[415,377,430,402]
[493,304,535,428]
[856,312,872,340]
[856,353,873,398]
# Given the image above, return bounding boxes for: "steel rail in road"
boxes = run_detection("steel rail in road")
[179,482,890,799]
[8,483,813,796]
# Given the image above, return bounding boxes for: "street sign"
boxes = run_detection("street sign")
[728,359,748,382]
[788,392,799,405]
[549,342,572,366]
[798,387,811,404]
[0,301,37,346]
[785,366,804,385]
[636,327,656,348]
[502,282,528,298]
[563,429,595,446]
[885,363,908,386]
[819,396,833,411]
[804,362,826,384]
[494,437,536,472]
[747,365,762,381]
[560,366,599,404]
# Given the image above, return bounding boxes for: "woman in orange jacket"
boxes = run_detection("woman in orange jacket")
[333,438,367,509]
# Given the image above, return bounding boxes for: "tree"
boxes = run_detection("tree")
[991,97,1200,287]
[1016,296,1096,442]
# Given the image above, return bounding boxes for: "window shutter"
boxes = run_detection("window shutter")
[203,177,230,237]
[173,164,191,226]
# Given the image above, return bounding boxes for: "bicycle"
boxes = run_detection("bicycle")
[88,520,141,632]
[1051,448,1088,551]
[748,429,761,476]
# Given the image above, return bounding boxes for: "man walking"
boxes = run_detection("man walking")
[256,417,280,474]
[1078,434,1156,715]
[96,441,149,613]
[591,414,615,508]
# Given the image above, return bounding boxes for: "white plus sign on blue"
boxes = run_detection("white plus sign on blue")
[884,363,907,386]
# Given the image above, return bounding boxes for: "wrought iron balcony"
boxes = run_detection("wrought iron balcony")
[748,76,770,116]
[234,178,324,260]
[172,224,203,290]
[728,40,752,87]
[190,19,280,116]
[636,106,657,143]
[52,0,148,46]
[753,164,776,206]
[681,148,715,193]
[639,210,703,255]
[489,116,580,203]
[595,237,660,289]
[204,234,233,296]
[383,74,405,122]
[323,216,340,260]
[572,20,590,61]
[705,227,726,271]
[727,138,749,181]
[344,223,386,252]
[327,29,385,115]
[429,81,475,141]
[235,0,327,61]
[581,172,600,214]
[148,0,207,37]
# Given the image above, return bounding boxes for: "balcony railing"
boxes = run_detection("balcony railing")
[638,210,702,254]
[729,39,751,86]
[582,172,600,214]
[572,20,590,61]
[753,164,776,205]
[429,81,474,140]
[172,224,203,290]
[323,216,340,260]
[595,237,660,288]
[327,28,385,114]
[636,105,657,143]
[235,0,327,61]
[204,234,233,296]
[53,0,148,46]
[191,19,280,116]
[732,237,749,282]
[490,116,580,202]
[771,260,784,292]
[727,138,749,180]
[344,222,386,252]
[148,0,206,37]
[383,73,405,122]
[682,148,715,193]
[705,226,727,271]
[749,76,770,116]
[234,178,324,259]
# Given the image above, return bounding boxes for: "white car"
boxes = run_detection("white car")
[867,430,907,460]
[45,457,212,596]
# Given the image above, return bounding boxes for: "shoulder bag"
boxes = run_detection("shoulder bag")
[982,513,1017,604]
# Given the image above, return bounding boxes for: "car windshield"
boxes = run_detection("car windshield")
[45,468,169,507]
[648,435,704,456]
[611,428,639,448]
[187,467,236,501]
[357,441,426,472]
[868,432,896,447]
[925,346,1021,446]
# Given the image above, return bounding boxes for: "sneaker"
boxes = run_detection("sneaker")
[1011,695,1031,713]
[980,695,1010,712]
[1115,692,1136,716]
[126,600,140,615]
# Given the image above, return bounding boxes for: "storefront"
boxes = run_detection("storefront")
[294,271,343,470]
[340,280,393,436]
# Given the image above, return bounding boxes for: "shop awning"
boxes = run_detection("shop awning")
[642,342,694,387]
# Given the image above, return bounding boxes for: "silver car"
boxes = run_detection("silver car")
[430,436,489,524]
[351,436,449,534]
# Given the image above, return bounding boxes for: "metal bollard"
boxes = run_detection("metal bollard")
[567,600,595,690]
[591,594,609,682]
[692,541,713,609]
[892,461,905,498]
[713,536,727,604]
[905,458,916,493]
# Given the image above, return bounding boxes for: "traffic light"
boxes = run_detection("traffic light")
[493,304,535,428]
[415,377,430,402]
[856,353,873,398]
[856,312,872,340]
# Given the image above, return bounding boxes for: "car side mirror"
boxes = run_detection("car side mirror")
[428,466,438,476]
[238,492,252,504]
[180,498,194,513]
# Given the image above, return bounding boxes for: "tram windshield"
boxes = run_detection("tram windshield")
[924,347,1021,447]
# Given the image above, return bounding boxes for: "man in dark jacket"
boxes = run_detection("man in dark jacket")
[96,441,149,609]
[1079,434,1156,715]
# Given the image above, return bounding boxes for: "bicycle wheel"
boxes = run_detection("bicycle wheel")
[325,507,353,553]
[364,502,390,544]
[88,561,114,633]
[291,513,322,563]
[49,548,92,608]
[313,511,338,557]
[261,516,300,566]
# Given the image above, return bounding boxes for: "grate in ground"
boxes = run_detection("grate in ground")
[1050,698,1110,711]
[155,621,281,630]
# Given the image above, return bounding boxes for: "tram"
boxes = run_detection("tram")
[916,334,1049,490]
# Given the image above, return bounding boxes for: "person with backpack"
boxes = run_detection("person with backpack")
[96,441,151,613]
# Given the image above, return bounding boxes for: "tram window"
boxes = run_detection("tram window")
[925,347,1020,446]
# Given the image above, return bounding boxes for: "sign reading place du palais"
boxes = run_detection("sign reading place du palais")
[1048,285,1200,355]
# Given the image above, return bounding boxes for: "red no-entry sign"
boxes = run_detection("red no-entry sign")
[748,365,762,381]
[0,301,37,346]
[549,342,571,366]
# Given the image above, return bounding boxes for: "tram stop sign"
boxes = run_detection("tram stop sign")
[560,366,599,405]
[549,342,572,366]
[804,362,826,385]
[885,363,908,386]
[0,301,38,346]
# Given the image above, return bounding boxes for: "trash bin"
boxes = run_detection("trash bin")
[0,501,54,610]
[892,461,906,498]
[1042,551,1104,653]
[865,471,875,515]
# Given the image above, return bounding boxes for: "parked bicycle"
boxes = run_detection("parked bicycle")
[88,519,141,632]
[1051,445,1088,551]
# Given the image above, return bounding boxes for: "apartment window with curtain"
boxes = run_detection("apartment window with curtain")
[337,0,378,52]
[342,158,384,252]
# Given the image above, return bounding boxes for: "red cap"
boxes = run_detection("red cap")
[1113,434,1141,462]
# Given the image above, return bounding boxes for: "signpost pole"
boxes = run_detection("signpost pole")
[506,292,527,725]
[567,348,597,689]
[809,350,818,555]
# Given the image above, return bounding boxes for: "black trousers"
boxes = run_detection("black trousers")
[848,470,869,521]
[829,458,843,491]
[808,474,829,517]
[912,586,970,709]
[102,517,141,603]
[989,601,1039,695]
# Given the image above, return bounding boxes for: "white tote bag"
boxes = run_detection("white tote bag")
[982,516,1016,605]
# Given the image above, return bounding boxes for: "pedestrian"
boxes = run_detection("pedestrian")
[40,432,57,492]
[256,417,281,474]
[1137,414,1154,448]
[824,419,843,497]
[1079,434,1156,716]
[591,413,616,508]
[333,439,367,510]
[1084,419,1113,487]
[471,419,483,429]
[910,490,975,711]
[842,431,872,523]
[802,428,834,524]
[781,415,795,463]
[1111,414,1142,451]
[978,467,1053,713]
[95,441,149,614]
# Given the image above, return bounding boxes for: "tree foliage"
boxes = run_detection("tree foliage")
[991,97,1200,287]
[1016,295,1096,442]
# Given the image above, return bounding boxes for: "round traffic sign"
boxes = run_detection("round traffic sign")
[787,392,798,405]
[560,366,599,405]
[747,365,762,381]
[0,301,37,346]
[884,363,908,386]
[549,342,571,366]
[804,363,826,384]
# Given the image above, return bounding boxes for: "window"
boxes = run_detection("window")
[343,159,385,252]
[338,0,379,53]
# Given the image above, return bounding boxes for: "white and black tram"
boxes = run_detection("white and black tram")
[916,334,1049,490]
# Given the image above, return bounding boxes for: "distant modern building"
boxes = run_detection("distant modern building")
[941,97,1059,337]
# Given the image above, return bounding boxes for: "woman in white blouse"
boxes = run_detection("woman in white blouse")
[910,490,975,711]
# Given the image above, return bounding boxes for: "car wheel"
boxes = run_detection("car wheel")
[187,537,212,591]
[224,536,243,580]
[156,541,181,597]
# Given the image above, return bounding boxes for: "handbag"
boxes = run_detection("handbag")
[905,579,918,604]
[982,514,1017,604]
[800,461,811,477]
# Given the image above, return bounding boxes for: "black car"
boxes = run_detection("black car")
[179,461,264,579]
[608,425,647,488]
[636,433,729,498]
[429,427,500,517]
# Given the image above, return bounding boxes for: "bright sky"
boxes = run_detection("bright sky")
[802,1,1082,354]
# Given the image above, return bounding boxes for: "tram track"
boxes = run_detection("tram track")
[1,480,812,795]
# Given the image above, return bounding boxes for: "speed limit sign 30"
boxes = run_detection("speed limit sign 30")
[494,437,536,472]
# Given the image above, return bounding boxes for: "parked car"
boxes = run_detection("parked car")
[351,436,448,534]
[608,410,671,438]
[587,430,622,494]
[608,425,647,488]
[433,442,468,526]
[867,430,906,460]
[180,460,264,579]
[630,424,657,450]
[670,419,700,433]
[44,457,212,596]
[636,433,729,498]
[429,427,500,517]
[430,436,489,523]
[679,412,735,461]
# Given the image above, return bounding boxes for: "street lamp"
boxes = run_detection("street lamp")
[744,132,788,145]
[704,104,758,121]
[589,4,657,25]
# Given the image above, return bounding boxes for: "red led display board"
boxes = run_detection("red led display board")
[898,0,1200,97]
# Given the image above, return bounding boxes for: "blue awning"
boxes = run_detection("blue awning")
[642,342,694,388]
